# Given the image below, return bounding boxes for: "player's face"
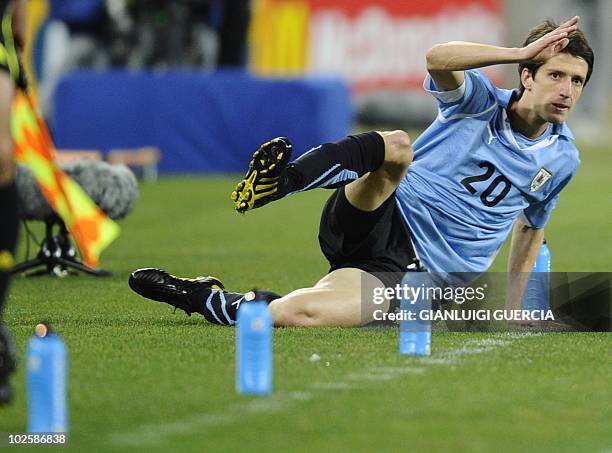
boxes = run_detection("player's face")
[527,53,589,124]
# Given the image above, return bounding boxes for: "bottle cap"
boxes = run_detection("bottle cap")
[34,322,54,337]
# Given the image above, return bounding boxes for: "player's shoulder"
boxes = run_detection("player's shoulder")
[465,69,517,111]
[465,69,501,93]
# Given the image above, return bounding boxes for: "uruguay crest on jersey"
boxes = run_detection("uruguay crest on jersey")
[530,168,553,192]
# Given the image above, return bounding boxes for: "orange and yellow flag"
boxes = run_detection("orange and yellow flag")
[11,90,119,268]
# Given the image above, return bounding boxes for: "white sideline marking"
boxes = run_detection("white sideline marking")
[110,392,309,446]
[286,391,314,401]
[346,372,395,381]
[310,382,367,390]
[110,333,531,446]
[376,366,426,374]
[344,365,426,382]
[415,335,526,366]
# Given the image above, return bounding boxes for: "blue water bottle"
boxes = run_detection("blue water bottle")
[399,273,431,355]
[523,240,551,311]
[236,299,272,395]
[26,322,68,433]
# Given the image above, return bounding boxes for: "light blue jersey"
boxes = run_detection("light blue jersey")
[396,69,580,273]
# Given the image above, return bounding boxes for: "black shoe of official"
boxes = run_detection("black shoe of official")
[129,268,224,316]
[231,137,293,213]
[0,324,17,406]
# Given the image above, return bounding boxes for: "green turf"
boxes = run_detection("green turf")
[2,144,611,451]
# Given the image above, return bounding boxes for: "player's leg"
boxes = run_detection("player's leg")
[128,266,387,327]
[269,267,388,327]
[232,130,412,212]
[253,130,415,326]
[131,159,418,328]
[344,130,412,211]
[131,129,415,325]
[0,71,19,406]
[128,268,283,325]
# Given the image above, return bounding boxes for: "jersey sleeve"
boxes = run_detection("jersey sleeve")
[423,69,498,120]
[521,174,575,229]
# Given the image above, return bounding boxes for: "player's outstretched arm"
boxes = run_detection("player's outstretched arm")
[505,217,545,311]
[426,16,579,91]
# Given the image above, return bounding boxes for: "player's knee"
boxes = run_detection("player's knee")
[270,296,320,327]
[273,307,317,327]
[382,130,413,170]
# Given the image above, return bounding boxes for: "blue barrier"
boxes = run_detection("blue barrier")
[52,70,353,173]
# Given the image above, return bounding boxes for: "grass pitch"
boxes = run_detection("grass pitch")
[2,144,611,452]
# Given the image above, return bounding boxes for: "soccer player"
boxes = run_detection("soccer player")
[130,17,594,327]
[0,0,26,405]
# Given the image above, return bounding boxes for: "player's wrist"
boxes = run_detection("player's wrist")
[507,47,528,63]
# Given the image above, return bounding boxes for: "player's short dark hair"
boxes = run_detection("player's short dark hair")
[517,20,594,94]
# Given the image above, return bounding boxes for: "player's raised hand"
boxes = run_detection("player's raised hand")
[520,16,579,63]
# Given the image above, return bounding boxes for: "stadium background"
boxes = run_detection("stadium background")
[3,1,611,451]
[19,0,612,173]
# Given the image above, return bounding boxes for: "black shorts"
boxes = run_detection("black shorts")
[318,187,422,288]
